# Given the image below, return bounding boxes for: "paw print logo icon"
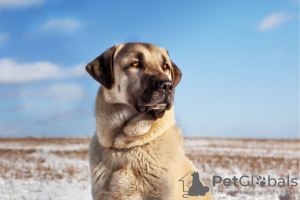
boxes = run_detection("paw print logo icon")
[256,176,266,186]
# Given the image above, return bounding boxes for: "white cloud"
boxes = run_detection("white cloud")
[0,58,64,83]
[256,13,292,31]
[40,83,87,103]
[275,50,285,55]
[9,103,34,111]
[0,58,87,84]
[21,103,34,109]
[1,83,87,104]
[286,0,299,5]
[73,63,88,77]
[34,105,89,124]
[0,0,43,9]
[0,89,31,99]
[40,18,83,33]
[0,33,9,44]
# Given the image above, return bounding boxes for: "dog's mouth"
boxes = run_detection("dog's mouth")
[136,89,174,118]
[137,103,169,113]
[136,104,169,119]
[136,98,173,117]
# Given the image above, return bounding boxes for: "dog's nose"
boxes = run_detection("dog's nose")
[156,80,173,94]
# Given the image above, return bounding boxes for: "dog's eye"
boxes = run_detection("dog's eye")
[131,62,139,67]
[163,64,170,70]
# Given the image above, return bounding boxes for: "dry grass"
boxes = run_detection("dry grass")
[0,138,90,182]
[50,149,89,160]
[0,137,90,145]
[0,137,299,199]
[184,138,299,199]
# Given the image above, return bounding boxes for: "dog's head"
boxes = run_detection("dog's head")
[86,43,182,119]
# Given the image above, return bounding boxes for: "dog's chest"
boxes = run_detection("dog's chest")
[103,145,175,199]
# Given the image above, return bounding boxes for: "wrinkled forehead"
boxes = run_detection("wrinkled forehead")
[114,43,170,64]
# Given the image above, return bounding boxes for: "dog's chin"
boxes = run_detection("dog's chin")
[136,102,172,119]
[150,109,167,119]
[136,107,166,119]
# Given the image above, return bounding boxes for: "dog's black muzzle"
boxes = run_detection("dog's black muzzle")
[136,78,174,117]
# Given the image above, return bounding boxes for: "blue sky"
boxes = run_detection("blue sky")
[0,0,298,138]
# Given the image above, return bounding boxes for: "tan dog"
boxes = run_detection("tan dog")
[87,43,213,200]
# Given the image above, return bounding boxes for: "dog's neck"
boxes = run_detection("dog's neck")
[95,87,176,149]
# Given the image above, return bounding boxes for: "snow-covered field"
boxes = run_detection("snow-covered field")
[0,138,299,200]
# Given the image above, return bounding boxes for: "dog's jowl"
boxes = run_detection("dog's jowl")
[87,43,213,200]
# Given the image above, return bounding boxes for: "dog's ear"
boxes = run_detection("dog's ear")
[86,45,118,89]
[171,61,182,87]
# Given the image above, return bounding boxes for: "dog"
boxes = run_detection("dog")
[87,43,213,200]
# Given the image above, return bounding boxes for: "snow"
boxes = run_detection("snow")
[0,178,92,200]
[0,138,299,200]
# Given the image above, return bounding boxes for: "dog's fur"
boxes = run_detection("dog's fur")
[87,43,212,200]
